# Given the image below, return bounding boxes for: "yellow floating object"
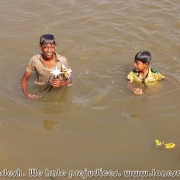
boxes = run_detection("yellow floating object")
[163,143,176,149]
[154,139,164,147]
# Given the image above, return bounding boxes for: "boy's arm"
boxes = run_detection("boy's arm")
[21,71,35,98]
[127,81,143,95]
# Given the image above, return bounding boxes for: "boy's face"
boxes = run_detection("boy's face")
[134,60,148,72]
[39,43,56,60]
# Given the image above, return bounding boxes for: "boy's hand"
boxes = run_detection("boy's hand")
[24,92,36,99]
[51,78,65,87]
[132,88,143,95]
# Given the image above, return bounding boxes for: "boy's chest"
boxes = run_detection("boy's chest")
[35,60,62,75]
[133,73,156,83]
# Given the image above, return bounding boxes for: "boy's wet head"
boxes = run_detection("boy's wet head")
[40,34,56,46]
[134,51,151,65]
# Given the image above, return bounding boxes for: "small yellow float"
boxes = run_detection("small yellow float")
[154,140,175,150]
[154,139,164,148]
[163,143,176,150]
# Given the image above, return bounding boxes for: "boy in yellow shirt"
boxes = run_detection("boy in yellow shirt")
[127,51,165,95]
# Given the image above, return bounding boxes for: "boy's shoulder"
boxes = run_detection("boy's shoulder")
[131,68,159,74]
[56,53,67,61]
[150,68,159,74]
[30,53,42,60]
[149,67,165,80]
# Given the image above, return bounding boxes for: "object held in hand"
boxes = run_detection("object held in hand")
[44,65,72,92]
[61,64,72,80]
[50,66,62,78]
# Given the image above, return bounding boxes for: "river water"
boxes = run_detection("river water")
[0,0,180,180]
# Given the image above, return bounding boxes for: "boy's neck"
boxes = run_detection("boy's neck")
[139,67,149,78]
[41,53,57,68]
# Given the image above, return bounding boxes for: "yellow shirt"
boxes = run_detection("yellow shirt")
[127,67,165,85]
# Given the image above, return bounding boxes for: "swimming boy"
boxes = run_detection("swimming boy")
[21,34,72,98]
[127,51,165,95]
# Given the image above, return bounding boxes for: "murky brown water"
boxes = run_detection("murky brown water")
[0,0,180,179]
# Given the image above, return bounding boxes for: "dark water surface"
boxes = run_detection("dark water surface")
[0,0,180,179]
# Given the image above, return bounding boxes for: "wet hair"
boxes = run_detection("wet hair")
[134,51,151,64]
[39,34,56,45]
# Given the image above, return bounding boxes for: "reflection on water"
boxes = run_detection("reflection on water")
[0,0,180,179]
[43,120,58,130]
[38,87,72,114]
